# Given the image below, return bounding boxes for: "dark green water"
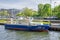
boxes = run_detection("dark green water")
[0,25,60,40]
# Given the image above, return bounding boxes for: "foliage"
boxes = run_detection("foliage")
[0,4,59,18]
[16,12,25,16]
[16,7,38,17]
[38,4,44,17]
[38,4,51,17]
[0,10,9,17]
[43,4,51,17]
[53,5,60,18]
[31,11,38,17]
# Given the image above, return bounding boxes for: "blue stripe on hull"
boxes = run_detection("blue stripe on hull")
[5,24,50,31]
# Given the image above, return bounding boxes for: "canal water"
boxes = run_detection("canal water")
[0,25,60,40]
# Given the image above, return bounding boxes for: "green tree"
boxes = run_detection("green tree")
[0,10,9,18]
[32,11,38,17]
[38,4,52,17]
[17,7,38,17]
[22,8,33,17]
[38,4,44,17]
[16,12,25,16]
[56,13,60,18]
[43,4,51,17]
[54,5,60,18]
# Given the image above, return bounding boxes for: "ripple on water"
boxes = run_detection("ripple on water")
[0,25,60,40]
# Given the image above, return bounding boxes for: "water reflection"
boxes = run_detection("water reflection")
[15,31,49,40]
[49,31,60,40]
[0,25,60,40]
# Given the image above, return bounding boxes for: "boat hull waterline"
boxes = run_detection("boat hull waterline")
[5,24,50,32]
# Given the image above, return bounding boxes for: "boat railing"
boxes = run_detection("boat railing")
[8,17,51,26]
